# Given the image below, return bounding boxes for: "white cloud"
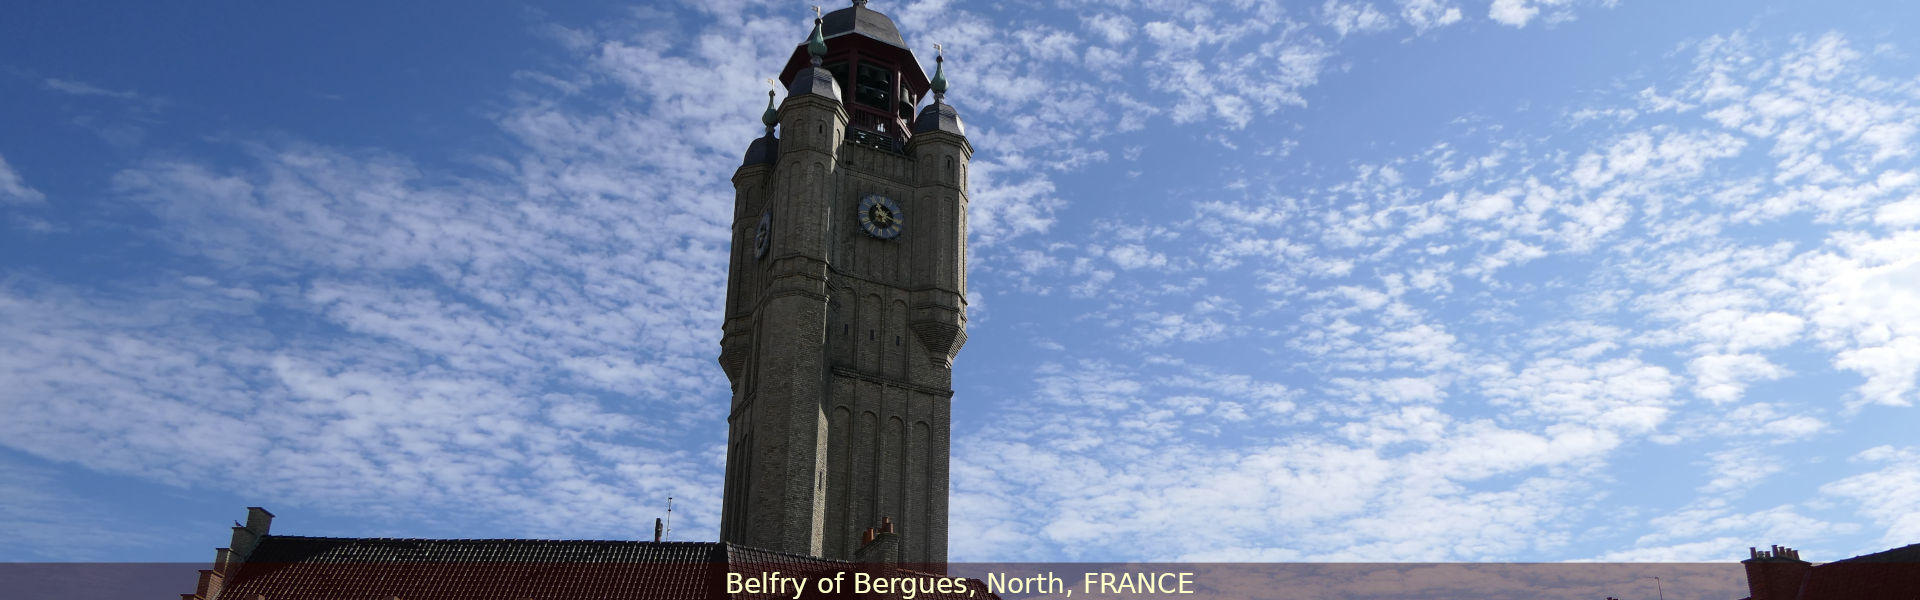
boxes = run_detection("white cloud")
[1082,13,1135,45]
[1594,537,1747,562]
[1323,0,1393,37]
[43,77,141,99]
[1821,446,1920,548]
[1458,189,1513,220]
[0,155,45,205]
[1700,447,1783,494]
[1787,230,1920,407]
[1636,503,1857,552]
[1689,353,1789,404]
[1131,312,1228,346]
[947,24,1920,561]
[1484,357,1678,433]
[1489,0,1607,28]
[1107,243,1168,269]
[1487,0,1543,27]
[1398,0,1463,32]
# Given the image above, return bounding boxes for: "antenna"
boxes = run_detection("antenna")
[664,496,674,541]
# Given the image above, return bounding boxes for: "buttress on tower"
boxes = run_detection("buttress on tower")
[718,0,971,565]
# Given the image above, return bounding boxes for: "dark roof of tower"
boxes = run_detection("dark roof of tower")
[912,101,964,137]
[821,3,907,49]
[742,134,779,166]
[778,2,930,99]
[787,65,843,102]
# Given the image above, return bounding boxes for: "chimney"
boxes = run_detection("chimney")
[228,507,274,561]
[212,548,236,575]
[655,518,664,543]
[853,517,901,564]
[1742,543,1811,600]
[244,507,274,535]
[186,508,273,600]
[191,569,221,600]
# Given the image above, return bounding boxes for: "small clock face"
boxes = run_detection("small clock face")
[753,211,771,259]
[857,194,903,240]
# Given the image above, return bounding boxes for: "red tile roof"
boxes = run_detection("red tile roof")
[207,536,987,600]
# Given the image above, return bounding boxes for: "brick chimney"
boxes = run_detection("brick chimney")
[1743,544,1811,600]
[229,506,274,559]
[853,517,901,564]
[182,507,274,600]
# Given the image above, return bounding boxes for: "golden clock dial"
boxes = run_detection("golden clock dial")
[857,194,903,240]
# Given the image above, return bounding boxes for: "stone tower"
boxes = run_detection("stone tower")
[717,0,970,565]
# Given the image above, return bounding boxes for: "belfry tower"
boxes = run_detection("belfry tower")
[718,0,970,565]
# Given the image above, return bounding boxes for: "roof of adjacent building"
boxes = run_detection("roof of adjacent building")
[1829,542,1920,564]
[1795,543,1920,600]
[1743,543,1920,600]
[209,536,983,600]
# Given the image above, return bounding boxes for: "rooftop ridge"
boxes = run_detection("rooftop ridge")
[260,535,717,544]
[1830,542,1920,564]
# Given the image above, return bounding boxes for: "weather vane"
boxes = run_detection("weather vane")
[767,77,777,91]
[812,5,821,18]
[933,42,943,57]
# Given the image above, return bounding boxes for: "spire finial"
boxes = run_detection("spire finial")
[807,6,828,65]
[762,78,779,132]
[930,44,948,100]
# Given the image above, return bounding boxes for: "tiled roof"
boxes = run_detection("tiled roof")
[1798,544,1920,600]
[211,536,988,600]
[216,537,731,600]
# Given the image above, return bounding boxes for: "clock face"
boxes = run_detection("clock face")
[857,194,903,240]
[753,211,771,259]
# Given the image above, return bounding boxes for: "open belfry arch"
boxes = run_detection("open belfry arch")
[718,0,971,565]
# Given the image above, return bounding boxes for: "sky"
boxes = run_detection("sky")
[2,0,1919,567]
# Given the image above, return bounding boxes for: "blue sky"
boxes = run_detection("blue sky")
[4,0,1919,565]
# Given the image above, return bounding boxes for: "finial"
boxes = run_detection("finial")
[930,44,948,99]
[807,7,828,65]
[852,0,868,7]
[762,79,779,131]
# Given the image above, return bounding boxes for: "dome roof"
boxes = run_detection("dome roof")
[912,101,964,136]
[741,134,779,167]
[787,65,842,102]
[777,2,931,100]
[820,2,907,49]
